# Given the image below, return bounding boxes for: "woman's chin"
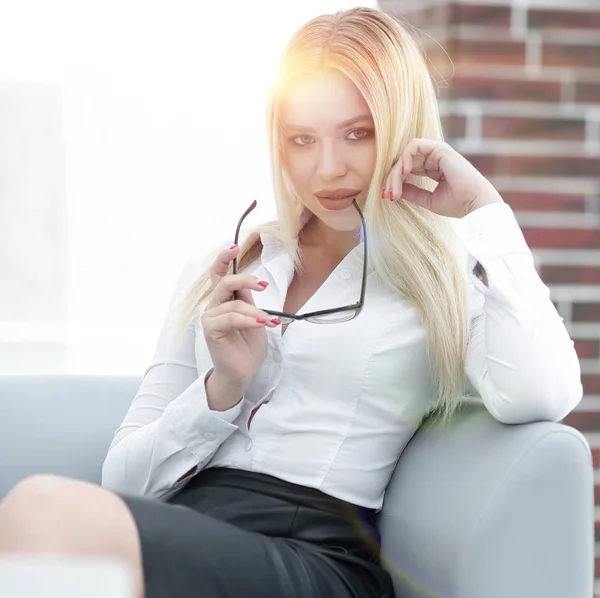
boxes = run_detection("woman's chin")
[301,203,363,235]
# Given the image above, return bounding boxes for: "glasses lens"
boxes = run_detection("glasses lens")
[305,309,360,324]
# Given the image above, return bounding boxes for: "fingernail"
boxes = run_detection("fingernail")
[389,190,394,202]
[381,188,386,199]
[229,244,238,250]
[256,318,267,324]
[270,318,281,325]
[257,280,269,288]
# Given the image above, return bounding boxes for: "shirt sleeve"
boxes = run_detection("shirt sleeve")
[452,202,583,424]
[101,253,245,500]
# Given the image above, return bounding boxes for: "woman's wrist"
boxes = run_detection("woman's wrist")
[204,369,245,412]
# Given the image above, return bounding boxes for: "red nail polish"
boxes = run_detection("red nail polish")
[389,190,394,201]
[256,318,267,324]
[257,280,269,288]
[229,244,238,250]
[270,318,281,325]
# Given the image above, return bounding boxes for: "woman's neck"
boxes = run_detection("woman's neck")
[299,216,359,260]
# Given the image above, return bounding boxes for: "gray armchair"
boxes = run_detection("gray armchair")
[0,375,594,597]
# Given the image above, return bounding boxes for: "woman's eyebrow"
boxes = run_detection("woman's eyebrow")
[283,113,374,132]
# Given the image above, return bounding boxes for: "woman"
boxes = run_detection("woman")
[0,7,582,598]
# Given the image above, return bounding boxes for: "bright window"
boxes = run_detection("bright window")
[0,0,375,375]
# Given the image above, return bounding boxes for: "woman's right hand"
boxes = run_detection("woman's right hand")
[201,245,281,407]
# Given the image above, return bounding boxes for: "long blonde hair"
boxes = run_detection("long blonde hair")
[171,7,471,424]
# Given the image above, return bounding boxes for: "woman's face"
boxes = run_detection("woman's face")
[279,69,376,232]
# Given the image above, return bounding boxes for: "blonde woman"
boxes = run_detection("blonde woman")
[0,7,582,598]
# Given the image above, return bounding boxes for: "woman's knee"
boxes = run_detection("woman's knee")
[1,475,95,535]
[3,473,70,503]
[0,474,72,530]
[0,474,138,546]
[0,474,145,596]
[1,474,140,552]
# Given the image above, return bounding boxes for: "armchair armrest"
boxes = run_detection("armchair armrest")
[378,399,594,598]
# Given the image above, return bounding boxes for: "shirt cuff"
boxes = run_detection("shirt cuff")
[161,371,242,459]
[451,202,531,260]
[202,368,244,424]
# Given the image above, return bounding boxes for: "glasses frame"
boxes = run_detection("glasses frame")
[232,199,368,325]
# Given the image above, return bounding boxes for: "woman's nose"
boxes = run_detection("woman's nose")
[316,141,347,179]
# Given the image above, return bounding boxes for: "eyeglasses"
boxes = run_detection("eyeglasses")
[232,199,367,325]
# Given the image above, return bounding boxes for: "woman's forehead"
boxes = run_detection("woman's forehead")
[279,71,372,130]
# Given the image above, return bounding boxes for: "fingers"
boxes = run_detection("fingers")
[382,159,405,201]
[209,245,239,290]
[410,168,444,182]
[203,300,281,337]
[383,139,449,202]
[208,273,269,308]
[208,244,269,308]
[204,300,281,329]
[400,183,433,210]
[402,138,447,180]
[203,312,275,336]
[390,158,404,201]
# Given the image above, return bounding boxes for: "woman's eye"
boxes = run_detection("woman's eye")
[293,135,314,146]
[347,128,370,141]
[289,129,371,145]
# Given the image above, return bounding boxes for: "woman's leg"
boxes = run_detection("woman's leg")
[0,474,145,598]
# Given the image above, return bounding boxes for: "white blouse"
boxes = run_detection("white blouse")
[101,202,583,510]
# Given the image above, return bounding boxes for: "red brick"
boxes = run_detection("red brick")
[584,375,600,395]
[521,227,600,249]
[501,192,586,213]
[592,447,600,469]
[575,82,600,104]
[452,4,511,27]
[422,41,457,80]
[482,116,586,140]
[463,154,600,179]
[573,303,600,323]
[462,153,508,176]
[529,9,600,30]
[564,406,600,430]
[543,43,600,69]
[540,265,600,284]
[574,339,600,359]
[508,156,599,178]
[441,114,467,138]
[447,76,562,102]
[384,2,451,29]
[453,39,526,66]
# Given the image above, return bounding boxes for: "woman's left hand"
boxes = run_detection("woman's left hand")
[383,138,505,219]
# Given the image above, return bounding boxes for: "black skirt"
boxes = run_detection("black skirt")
[116,467,395,598]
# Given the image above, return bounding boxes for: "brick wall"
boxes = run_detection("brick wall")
[380,0,600,591]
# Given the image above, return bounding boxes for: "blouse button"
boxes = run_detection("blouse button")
[204,432,216,442]
[340,269,351,280]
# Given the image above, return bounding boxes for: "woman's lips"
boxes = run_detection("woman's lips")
[315,193,359,211]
